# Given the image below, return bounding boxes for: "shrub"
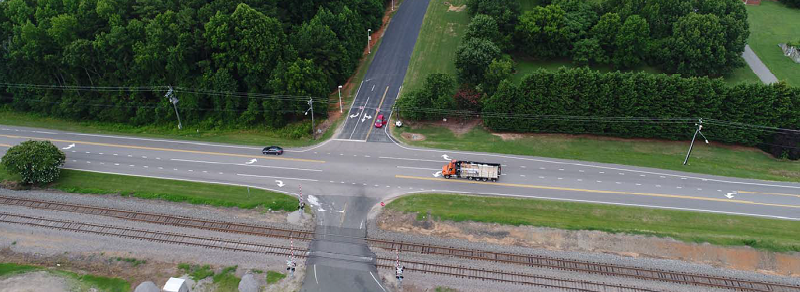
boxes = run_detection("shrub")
[1,140,65,185]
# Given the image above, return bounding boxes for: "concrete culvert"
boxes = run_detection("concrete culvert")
[133,281,159,292]
[238,273,260,292]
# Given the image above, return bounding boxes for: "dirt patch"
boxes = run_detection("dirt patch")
[445,2,467,12]
[406,119,481,137]
[0,270,72,292]
[491,133,525,141]
[377,210,800,277]
[401,132,426,141]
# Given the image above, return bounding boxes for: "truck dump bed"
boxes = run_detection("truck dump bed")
[458,161,501,180]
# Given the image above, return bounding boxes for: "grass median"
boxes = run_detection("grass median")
[746,1,800,86]
[0,263,131,292]
[393,124,799,182]
[0,166,297,211]
[387,193,800,253]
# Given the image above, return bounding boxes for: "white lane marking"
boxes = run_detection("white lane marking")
[371,85,375,91]
[413,189,800,221]
[636,183,642,186]
[331,138,367,142]
[330,181,335,183]
[599,172,604,174]
[114,163,119,166]
[559,169,564,171]
[170,158,322,172]
[127,155,132,157]
[677,186,682,189]
[86,161,91,164]
[579,170,584,172]
[173,168,178,171]
[370,272,386,292]
[156,157,161,160]
[158,167,163,169]
[540,167,545,170]
[348,93,373,139]
[233,172,322,183]
[558,177,563,180]
[236,173,317,181]
[386,136,800,190]
[380,156,444,163]
[218,172,223,174]
[365,155,371,158]
[397,166,441,171]
[203,171,207,173]
[99,162,104,165]
[314,265,318,285]
[577,179,583,181]
[129,165,135,167]
[32,131,56,134]
[99,153,103,155]
[71,151,76,153]
[62,168,297,196]
[520,175,526,177]
[656,185,662,187]
[85,152,91,154]
[340,153,344,156]
[520,166,526,168]
[640,174,645,177]
[144,166,148,168]
[72,160,77,162]
[616,182,621,184]
[539,176,544,179]
[619,173,624,175]
[360,220,364,229]
[597,181,602,183]
[113,154,118,156]
[142,156,147,159]
[188,170,193,172]
[63,144,76,150]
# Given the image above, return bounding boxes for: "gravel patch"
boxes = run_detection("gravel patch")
[0,271,73,292]
[0,188,313,230]
[367,218,800,288]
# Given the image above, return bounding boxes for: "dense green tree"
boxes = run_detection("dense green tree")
[589,12,621,64]
[2,140,66,185]
[571,38,603,66]
[515,5,570,58]
[466,0,520,34]
[295,13,350,88]
[480,55,513,96]
[455,38,501,85]
[663,13,728,76]
[464,14,500,45]
[554,0,599,42]
[784,0,800,8]
[613,15,649,68]
[396,74,456,120]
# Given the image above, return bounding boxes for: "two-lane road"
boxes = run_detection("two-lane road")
[1,125,799,220]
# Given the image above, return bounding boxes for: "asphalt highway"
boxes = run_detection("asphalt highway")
[337,0,429,143]
[2,125,800,291]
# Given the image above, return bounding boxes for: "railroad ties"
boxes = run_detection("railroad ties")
[368,239,800,292]
[0,212,306,257]
[0,195,314,240]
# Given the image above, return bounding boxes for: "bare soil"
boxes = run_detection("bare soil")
[405,119,482,137]
[377,210,800,277]
[445,3,467,12]
[401,132,426,141]
[0,271,72,292]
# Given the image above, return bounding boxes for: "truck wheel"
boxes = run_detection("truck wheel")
[444,175,451,179]
[491,178,497,182]
[482,178,488,182]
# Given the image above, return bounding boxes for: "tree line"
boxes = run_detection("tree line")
[0,0,385,128]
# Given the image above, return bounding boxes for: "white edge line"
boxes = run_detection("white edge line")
[399,189,800,221]
[314,265,319,285]
[236,173,318,182]
[379,156,444,163]
[332,138,367,142]
[369,271,386,292]
[386,133,800,189]
[170,158,322,172]
[396,166,441,171]
[61,168,299,197]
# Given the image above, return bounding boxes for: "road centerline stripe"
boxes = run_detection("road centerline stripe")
[0,134,324,163]
[236,173,318,182]
[170,158,323,172]
[395,175,800,209]
[365,86,390,141]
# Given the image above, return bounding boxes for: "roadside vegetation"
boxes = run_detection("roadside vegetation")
[0,263,130,292]
[387,193,800,252]
[0,165,298,211]
[393,125,799,182]
[746,1,800,86]
[266,270,287,284]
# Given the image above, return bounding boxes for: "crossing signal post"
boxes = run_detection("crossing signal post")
[287,237,297,276]
[683,119,709,165]
[395,249,404,284]
[165,86,182,130]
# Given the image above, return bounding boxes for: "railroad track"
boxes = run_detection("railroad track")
[369,239,800,292]
[0,195,314,240]
[3,196,797,291]
[376,257,658,292]
[0,212,307,257]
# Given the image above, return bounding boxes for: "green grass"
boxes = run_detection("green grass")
[512,57,761,85]
[266,271,286,284]
[435,287,459,292]
[181,264,214,281]
[402,0,470,92]
[388,193,800,252]
[393,124,799,182]
[0,263,40,277]
[0,166,298,211]
[114,257,146,267]
[746,1,800,86]
[0,263,129,292]
[212,266,240,292]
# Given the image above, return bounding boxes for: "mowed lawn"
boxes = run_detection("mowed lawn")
[388,193,800,252]
[0,165,298,211]
[402,0,470,92]
[393,124,800,182]
[746,1,800,86]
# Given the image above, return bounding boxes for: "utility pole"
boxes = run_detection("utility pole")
[683,119,709,165]
[367,29,372,54]
[305,98,315,139]
[165,86,182,130]
[338,85,343,113]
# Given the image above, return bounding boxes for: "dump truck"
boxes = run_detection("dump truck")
[441,160,501,182]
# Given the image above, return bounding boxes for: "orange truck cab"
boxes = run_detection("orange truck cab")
[442,159,501,182]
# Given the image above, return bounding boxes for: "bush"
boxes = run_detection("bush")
[1,140,65,185]
[481,68,800,159]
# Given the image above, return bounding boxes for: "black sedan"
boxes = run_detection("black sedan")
[262,146,284,155]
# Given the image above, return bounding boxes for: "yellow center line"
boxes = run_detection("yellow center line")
[0,134,325,163]
[365,86,390,141]
[738,191,800,198]
[395,175,800,209]
[0,143,11,148]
